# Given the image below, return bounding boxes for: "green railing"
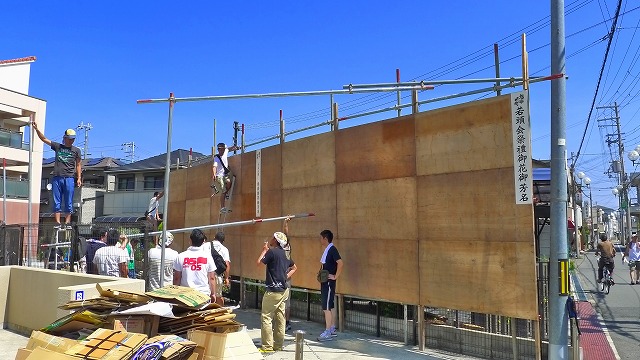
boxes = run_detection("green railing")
[0,177,29,199]
[0,128,28,150]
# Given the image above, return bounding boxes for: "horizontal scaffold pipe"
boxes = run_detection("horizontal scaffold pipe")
[342,76,546,89]
[127,213,315,239]
[136,86,434,104]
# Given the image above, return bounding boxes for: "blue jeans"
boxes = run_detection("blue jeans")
[52,176,75,214]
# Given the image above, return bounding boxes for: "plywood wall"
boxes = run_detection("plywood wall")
[168,93,538,320]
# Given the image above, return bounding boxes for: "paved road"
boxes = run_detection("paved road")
[574,247,640,360]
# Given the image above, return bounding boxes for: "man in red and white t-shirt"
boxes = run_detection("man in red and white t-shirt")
[173,228,217,303]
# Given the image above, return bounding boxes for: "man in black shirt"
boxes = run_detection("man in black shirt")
[32,121,82,229]
[317,229,343,342]
[256,231,296,353]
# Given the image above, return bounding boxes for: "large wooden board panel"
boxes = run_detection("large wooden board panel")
[415,95,512,176]
[282,185,337,239]
[239,150,256,195]
[169,168,187,203]
[339,238,419,304]
[337,178,417,240]
[186,163,212,200]
[184,198,211,229]
[417,168,532,243]
[336,117,416,183]
[419,240,537,319]
[167,201,186,250]
[282,132,335,189]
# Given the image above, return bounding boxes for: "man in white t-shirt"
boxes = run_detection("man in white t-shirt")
[147,232,179,291]
[173,229,217,302]
[93,229,129,277]
[211,143,239,213]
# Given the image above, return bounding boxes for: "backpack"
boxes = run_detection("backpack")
[211,243,227,276]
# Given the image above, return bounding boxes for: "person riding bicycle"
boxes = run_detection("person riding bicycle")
[596,233,616,283]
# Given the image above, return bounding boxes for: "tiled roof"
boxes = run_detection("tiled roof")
[105,149,206,173]
[0,56,37,65]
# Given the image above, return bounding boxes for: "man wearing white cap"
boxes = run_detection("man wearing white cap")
[256,231,297,353]
[31,121,82,229]
[147,232,179,291]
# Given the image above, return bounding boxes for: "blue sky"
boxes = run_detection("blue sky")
[2,1,639,209]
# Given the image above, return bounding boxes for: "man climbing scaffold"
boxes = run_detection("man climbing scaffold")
[211,142,239,214]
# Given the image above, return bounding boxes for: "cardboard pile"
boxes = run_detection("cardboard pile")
[17,284,258,360]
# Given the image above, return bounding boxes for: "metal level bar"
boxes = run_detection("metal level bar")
[127,213,315,238]
[417,74,563,107]
[243,134,281,149]
[137,86,434,104]
[342,76,545,89]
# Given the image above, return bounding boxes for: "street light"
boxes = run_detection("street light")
[612,188,619,197]
[629,149,639,165]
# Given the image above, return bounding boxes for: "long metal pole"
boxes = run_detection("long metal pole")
[159,93,175,288]
[343,76,543,89]
[494,44,502,96]
[550,0,569,358]
[128,213,314,239]
[28,114,34,266]
[396,69,401,117]
[137,86,434,104]
[2,158,6,224]
[614,102,633,244]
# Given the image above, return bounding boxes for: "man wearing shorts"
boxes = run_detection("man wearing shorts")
[317,229,343,342]
[32,121,82,229]
[623,233,640,285]
[211,143,238,213]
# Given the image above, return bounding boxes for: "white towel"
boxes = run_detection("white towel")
[320,243,334,264]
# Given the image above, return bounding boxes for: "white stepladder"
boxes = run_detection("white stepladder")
[42,227,71,270]
[217,175,236,231]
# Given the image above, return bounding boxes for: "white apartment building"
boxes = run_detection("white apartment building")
[0,56,46,225]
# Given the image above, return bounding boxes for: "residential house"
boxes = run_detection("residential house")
[0,56,46,225]
[102,149,206,217]
[40,157,124,224]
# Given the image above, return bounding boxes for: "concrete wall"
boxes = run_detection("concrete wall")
[0,266,144,334]
[103,189,159,216]
[0,61,31,94]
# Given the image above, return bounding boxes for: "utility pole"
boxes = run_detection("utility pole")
[549,0,569,358]
[597,103,632,245]
[77,122,93,160]
[122,142,136,163]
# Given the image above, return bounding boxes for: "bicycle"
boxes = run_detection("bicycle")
[599,263,614,294]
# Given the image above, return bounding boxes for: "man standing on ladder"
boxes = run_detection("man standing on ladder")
[211,142,239,213]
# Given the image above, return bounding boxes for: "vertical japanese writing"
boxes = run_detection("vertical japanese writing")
[256,149,262,217]
[511,91,532,204]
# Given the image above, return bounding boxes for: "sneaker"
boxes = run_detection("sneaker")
[258,347,275,354]
[220,207,228,213]
[317,329,333,342]
[53,224,62,230]
[329,325,338,337]
[286,322,292,331]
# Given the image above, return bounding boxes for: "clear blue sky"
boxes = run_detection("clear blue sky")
[2,1,639,209]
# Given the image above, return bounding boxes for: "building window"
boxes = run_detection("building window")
[117,176,135,191]
[144,175,164,190]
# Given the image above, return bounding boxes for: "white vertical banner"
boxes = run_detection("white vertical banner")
[511,91,533,204]
[256,149,262,217]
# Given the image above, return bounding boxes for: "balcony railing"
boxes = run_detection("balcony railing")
[0,128,28,150]
[0,177,29,199]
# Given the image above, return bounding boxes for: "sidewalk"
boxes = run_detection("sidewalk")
[0,308,482,360]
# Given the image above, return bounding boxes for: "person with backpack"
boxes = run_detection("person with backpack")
[202,232,231,306]
[211,142,239,213]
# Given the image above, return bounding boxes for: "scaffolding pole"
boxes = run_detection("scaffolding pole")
[137,86,434,104]
[126,213,315,239]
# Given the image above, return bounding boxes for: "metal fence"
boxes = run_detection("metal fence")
[0,221,555,359]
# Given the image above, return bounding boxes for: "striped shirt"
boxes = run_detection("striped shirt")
[147,246,179,291]
[93,246,129,277]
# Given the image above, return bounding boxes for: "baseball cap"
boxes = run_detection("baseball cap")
[163,232,174,246]
[64,129,76,139]
[273,232,288,248]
